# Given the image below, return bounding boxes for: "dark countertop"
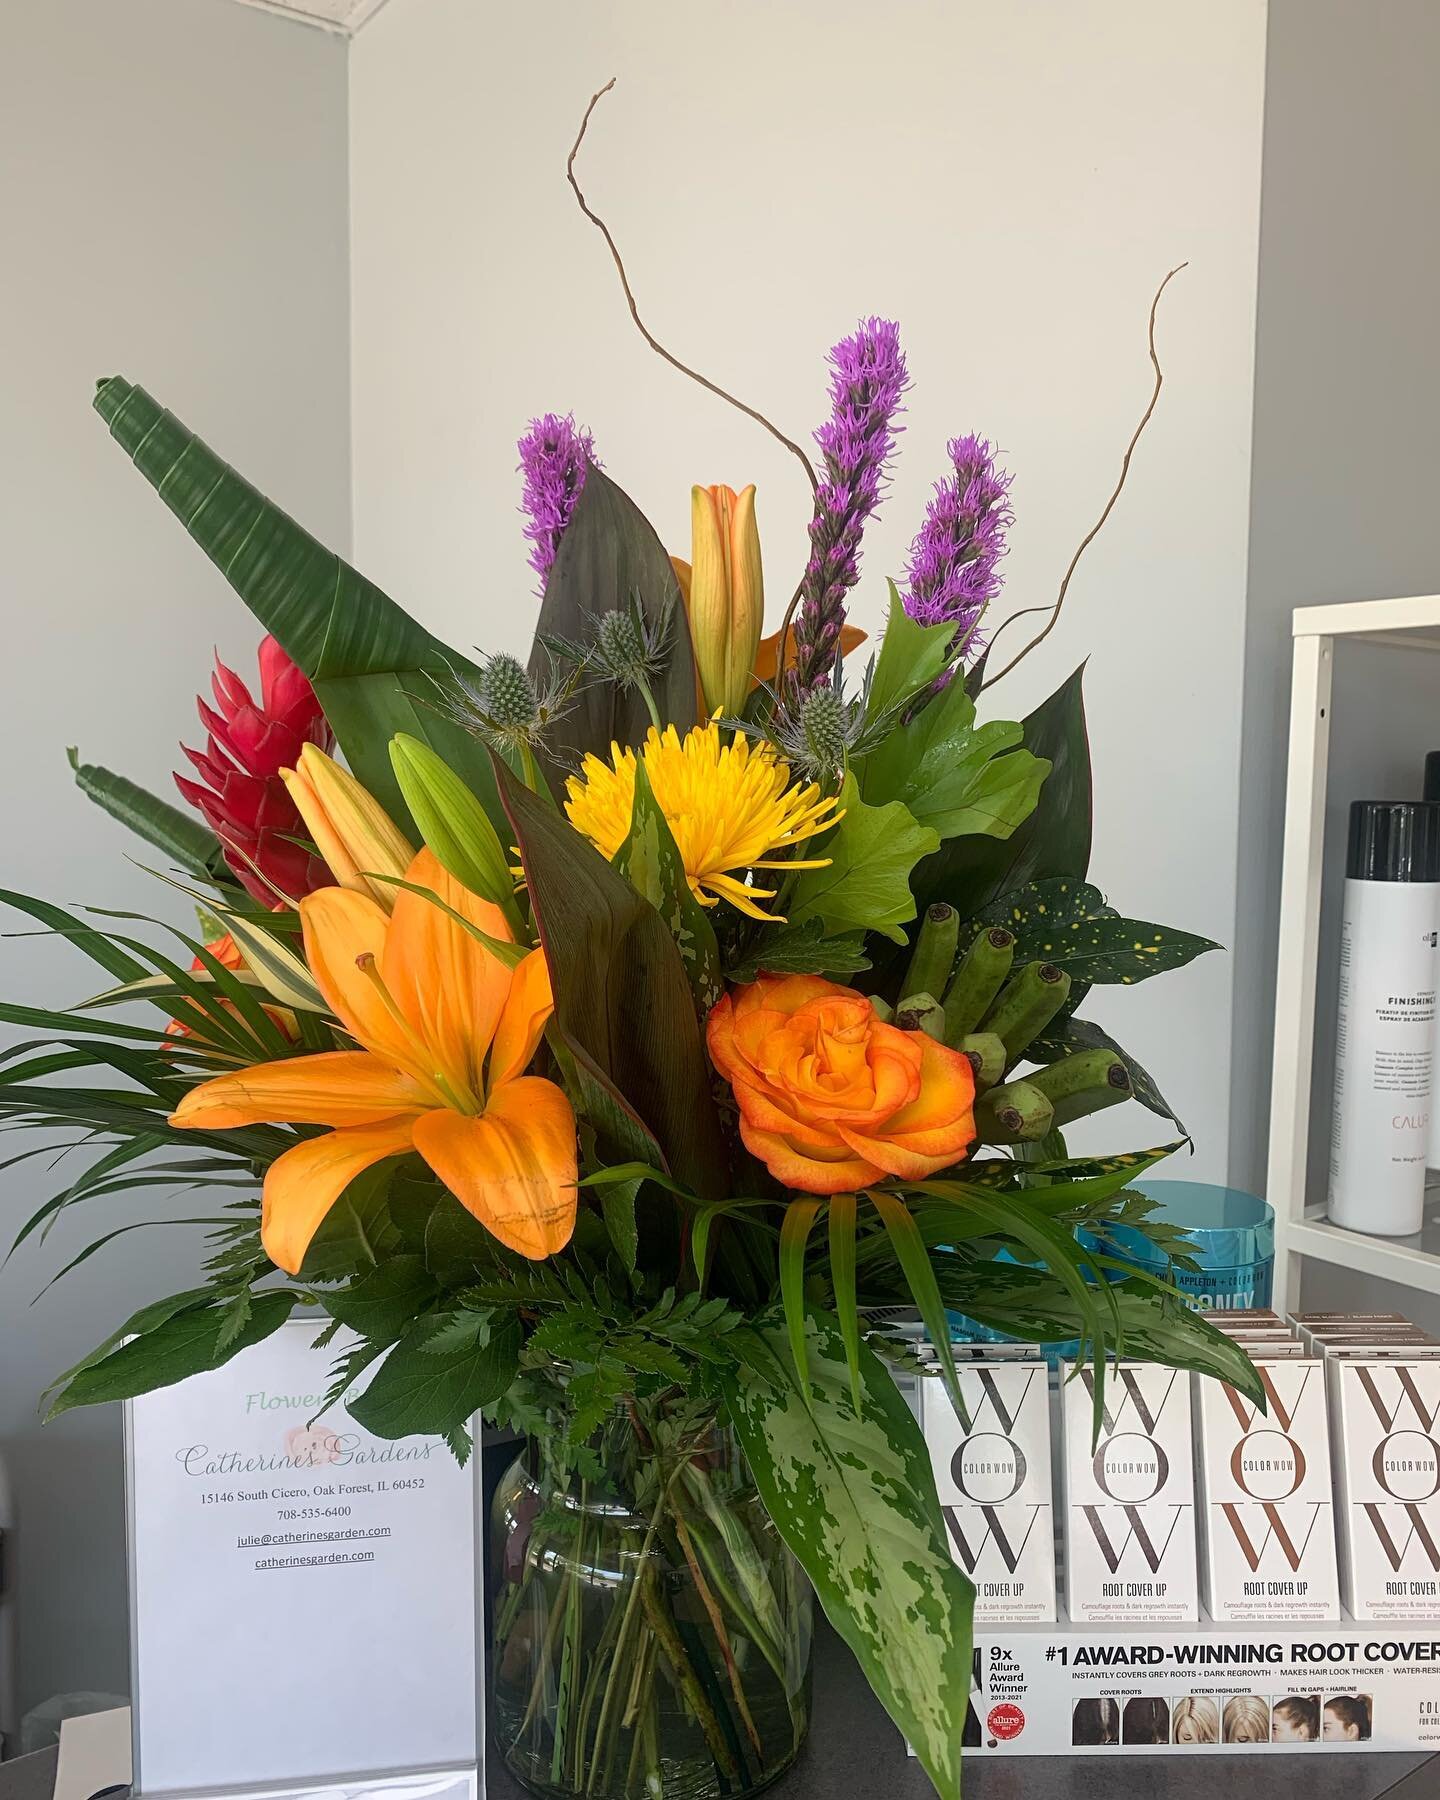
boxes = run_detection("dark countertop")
[485,1620,1435,1800]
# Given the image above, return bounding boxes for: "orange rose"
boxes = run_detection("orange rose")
[706,974,977,1193]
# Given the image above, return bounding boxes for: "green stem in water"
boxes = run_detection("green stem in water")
[641,1577,743,1786]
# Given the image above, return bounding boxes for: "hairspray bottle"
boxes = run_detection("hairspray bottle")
[1328,799,1440,1236]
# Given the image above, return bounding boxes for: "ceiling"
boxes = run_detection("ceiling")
[231,0,393,33]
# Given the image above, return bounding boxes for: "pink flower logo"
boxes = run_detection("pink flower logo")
[285,1423,342,1466]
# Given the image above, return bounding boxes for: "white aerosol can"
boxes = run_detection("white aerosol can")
[1329,799,1440,1237]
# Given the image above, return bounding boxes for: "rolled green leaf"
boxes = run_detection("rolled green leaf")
[92,378,505,835]
[894,992,945,1039]
[902,903,959,1004]
[1028,1047,1133,1126]
[389,734,521,930]
[974,1079,1055,1144]
[981,960,1072,1066]
[941,924,1014,1042]
[958,1031,1006,1092]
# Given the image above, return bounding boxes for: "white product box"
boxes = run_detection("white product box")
[1196,1361,1339,1622]
[1061,1361,1198,1624]
[921,1363,1056,1624]
[1331,1357,1440,1620]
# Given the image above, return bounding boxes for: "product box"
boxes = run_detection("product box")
[1195,1361,1339,1622]
[921,1362,1056,1623]
[1330,1357,1440,1620]
[1061,1361,1198,1623]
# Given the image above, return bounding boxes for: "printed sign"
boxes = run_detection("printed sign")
[962,1621,1440,1754]
[126,1317,482,1797]
[1061,1361,1198,1623]
[921,1363,1056,1623]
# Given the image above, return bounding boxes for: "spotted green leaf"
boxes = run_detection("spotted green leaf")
[965,876,1218,985]
[618,758,722,1013]
[720,1312,973,1800]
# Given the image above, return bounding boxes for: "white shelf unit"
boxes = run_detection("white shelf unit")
[1268,593,1440,1311]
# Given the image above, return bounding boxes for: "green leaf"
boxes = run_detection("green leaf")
[1029,1016,1188,1133]
[68,750,231,885]
[92,378,506,835]
[498,762,727,1198]
[726,918,871,984]
[617,759,722,1014]
[347,1313,521,1439]
[720,1313,973,1800]
[47,1291,295,1418]
[867,1191,964,1419]
[827,1192,862,1412]
[598,1176,640,1274]
[217,908,328,1014]
[957,1140,1186,1191]
[530,466,699,779]
[864,587,957,719]
[45,1286,216,1393]
[859,677,1048,844]
[913,663,1091,920]
[788,775,938,947]
[322,1255,438,1345]
[778,1199,823,1392]
[968,877,1217,985]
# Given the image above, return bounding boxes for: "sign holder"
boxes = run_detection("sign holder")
[124,1316,486,1800]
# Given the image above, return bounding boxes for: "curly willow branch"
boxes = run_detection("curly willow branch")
[567,80,819,495]
[978,262,1187,693]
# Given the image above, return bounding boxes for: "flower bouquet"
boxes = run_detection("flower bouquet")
[4,93,1258,1800]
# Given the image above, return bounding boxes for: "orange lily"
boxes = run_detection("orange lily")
[751,621,867,687]
[169,848,577,1273]
[672,484,764,716]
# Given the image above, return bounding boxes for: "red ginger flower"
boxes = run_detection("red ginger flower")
[174,636,334,907]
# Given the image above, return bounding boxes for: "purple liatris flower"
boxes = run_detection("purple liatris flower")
[787,319,909,696]
[901,434,1013,662]
[517,413,597,594]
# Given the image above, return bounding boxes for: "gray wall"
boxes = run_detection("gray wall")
[1231,0,1440,1327]
[0,0,351,1721]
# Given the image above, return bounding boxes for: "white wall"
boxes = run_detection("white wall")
[1233,0,1440,1326]
[350,0,1268,1175]
[0,0,351,1719]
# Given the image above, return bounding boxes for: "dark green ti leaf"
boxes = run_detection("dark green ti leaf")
[529,466,698,781]
[498,762,727,1198]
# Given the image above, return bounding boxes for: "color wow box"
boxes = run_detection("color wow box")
[1330,1357,1440,1620]
[922,1361,1056,1624]
[1061,1360,1198,1623]
[1196,1361,1339,1622]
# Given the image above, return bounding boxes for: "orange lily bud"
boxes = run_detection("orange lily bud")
[687,484,763,717]
[281,744,415,912]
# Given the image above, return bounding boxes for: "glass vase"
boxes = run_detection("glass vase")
[489,1403,813,1800]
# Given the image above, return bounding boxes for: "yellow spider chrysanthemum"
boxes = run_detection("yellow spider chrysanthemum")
[564,719,841,921]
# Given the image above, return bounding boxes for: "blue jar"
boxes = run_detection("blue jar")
[1098,1180,1275,1310]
